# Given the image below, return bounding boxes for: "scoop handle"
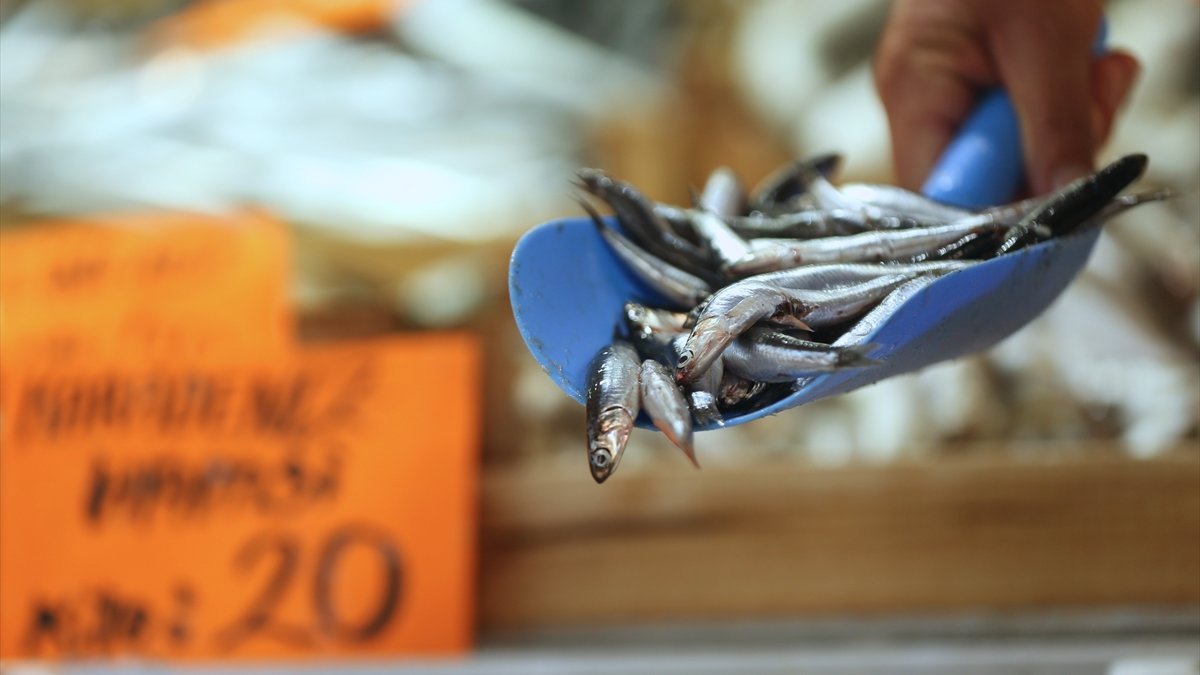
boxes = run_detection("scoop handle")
[920,18,1109,208]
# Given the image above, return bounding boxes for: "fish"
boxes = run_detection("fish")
[585,341,641,484]
[655,205,873,241]
[747,260,974,291]
[748,153,842,213]
[688,390,725,427]
[624,302,689,335]
[628,324,685,368]
[577,169,714,280]
[723,327,882,382]
[698,166,747,218]
[583,202,711,309]
[640,360,698,467]
[727,221,1006,276]
[996,154,1149,255]
[691,209,754,271]
[567,154,1159,482]
[839,183,974,222]
[676,274,922,385]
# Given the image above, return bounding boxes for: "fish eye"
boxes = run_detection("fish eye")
[591,449,612,468]
[678,351,691,364]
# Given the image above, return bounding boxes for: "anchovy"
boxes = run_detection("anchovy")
[656,205,874,241]
[624,302,689,335]
[688,390,724,427]
[698,166,747,218]
[726,209,883,239]
[676,274,920,385]
[723,327,881,383]
[584,204,711,308]
[748,153,842,213]
[577,169,713,279]
[686,344,726,426]
[629,325,684,368]
[746,260,974,291]
[997,154,1149,255]
[585,341,641,484]
[692,209,753,270]
[727,221,1006,276]
[903,232,988,263]
[839,183,974,222]
[640,360,698,466]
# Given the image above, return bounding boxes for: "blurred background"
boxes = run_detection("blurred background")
[0,0,1197,672]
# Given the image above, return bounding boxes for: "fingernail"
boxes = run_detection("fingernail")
[1050,163,1092,191]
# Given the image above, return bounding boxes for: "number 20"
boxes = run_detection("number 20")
[215,524,403,650]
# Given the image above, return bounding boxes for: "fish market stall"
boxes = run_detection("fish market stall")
[0,0,1197,673]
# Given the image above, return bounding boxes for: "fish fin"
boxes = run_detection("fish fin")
[1121,188,1174,205]
[766,315,813,332]
[680,440,701,469]
[659,425,699,468]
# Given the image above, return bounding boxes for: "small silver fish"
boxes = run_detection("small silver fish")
[654,204,874,241]
[698,166,747,218]
[639,360,698,467]
[728,221,1005,276]
[583,203,711,308]
[746,261,973,291]
[688,390,724,427]
[723,327,881,382]
[676,274,924,385]
[586,341,641,484]
[692,209,753,271]
[997,154,1149,255]
[748,154,842,213]
[839,183,974,222]
[577,169,711,277]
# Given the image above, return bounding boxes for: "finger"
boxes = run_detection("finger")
[1090,50,1141,148]
[873,1,993,190]
[877,69,972,191]
[986,0,1105,193]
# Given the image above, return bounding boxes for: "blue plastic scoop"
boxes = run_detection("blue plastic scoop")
[509,23,1109,429]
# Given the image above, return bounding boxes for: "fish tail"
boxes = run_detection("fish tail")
[837,343,883,368]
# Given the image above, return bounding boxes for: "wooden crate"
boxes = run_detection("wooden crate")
[478,448,1200,631]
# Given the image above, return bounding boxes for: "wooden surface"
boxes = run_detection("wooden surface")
[479,449,1200,630]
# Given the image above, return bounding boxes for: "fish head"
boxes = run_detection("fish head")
[575,168,617,199]
[675,318,731,385]
[588,407,633,484]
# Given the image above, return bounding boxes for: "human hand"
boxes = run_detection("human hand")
[874,0,1140,196]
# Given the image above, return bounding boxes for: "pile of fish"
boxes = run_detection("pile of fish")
[576,153,1166,484]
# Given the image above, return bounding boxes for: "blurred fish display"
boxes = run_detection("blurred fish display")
[578,153,1164,482]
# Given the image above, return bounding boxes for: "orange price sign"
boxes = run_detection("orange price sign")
[0,335,480,660]
[0,210,293,369]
